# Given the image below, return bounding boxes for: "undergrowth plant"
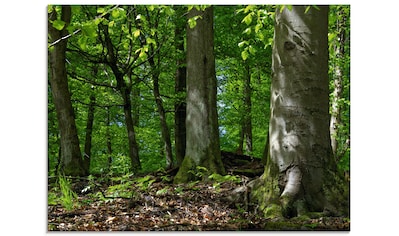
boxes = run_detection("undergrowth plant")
[58,175,79,211]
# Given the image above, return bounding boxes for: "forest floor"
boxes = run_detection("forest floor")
[48,152,350,231]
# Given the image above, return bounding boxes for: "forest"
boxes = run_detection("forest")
[48,5,350,231]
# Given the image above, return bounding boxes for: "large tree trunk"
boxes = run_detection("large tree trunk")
[48,5,88,176]
[174,6,225,183]
[174,6,187,167]
[251,6,348,218]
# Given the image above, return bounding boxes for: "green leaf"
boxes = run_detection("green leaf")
[242,13,253,25]
[242,27,251,35]
[146,37,156,46]
[238,41,248,48]
[97,7,105,14]
[78,36,88,50]
[47,5,54,13]
[241,50,249,61]
[248,45,257,55]
[188,17,197,29]
[111,9,121,18]
[305,6,311,14]
[255,23,262,33]
[82,23,97,38]
[133,29,141,38]
[52,19,66,30]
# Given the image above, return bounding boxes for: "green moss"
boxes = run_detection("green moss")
[173,157,197,184]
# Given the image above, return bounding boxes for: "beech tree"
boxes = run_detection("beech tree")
[48,5,88,176]
[250,5,348,218]
[174,6,226,183]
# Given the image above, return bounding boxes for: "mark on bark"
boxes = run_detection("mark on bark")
[284,41,296,50]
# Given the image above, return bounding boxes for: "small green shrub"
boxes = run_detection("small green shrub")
[58,175,79,211]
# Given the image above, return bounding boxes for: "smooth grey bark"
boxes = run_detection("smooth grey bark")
[251,6,348,218]
[174,6,225,183]
[48,5,88,176]
[270,5,331,211]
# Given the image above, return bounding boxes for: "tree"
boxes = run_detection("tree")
[329,6,350,164]
[174,6,226,183]
[99,10,141,172]
[250,5,348,218]
[174,6,187,167]
[48,5,88,176]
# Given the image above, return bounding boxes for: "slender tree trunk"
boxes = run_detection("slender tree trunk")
[174,6,225,183]
[251,6,348,218]
[174,6,187,167]
[330,7,347,161]
[83,94,96,172]
[48,5,87,176]
[243,63,253,153]
[105,106,113,172]
[149,54,174,170]
[101,23,141,172]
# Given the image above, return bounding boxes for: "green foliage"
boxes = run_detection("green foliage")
[188,166,209,179]
[134,175,156,191]
[57,175,79,211]
[48,5,350,181]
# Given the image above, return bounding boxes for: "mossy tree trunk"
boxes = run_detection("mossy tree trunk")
[174,6,225,183]
[48,5,88,176]
[251,5,348,218]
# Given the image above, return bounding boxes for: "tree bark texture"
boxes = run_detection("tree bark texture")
[251,6,348,218]
[174,6,187,167]
[48,6,88,176]
[329,7,348,161]
[174,6,226,183]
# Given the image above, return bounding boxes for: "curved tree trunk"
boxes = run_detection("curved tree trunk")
[251,6,348,218]
[48,5,88,176]
[174,6,225,183]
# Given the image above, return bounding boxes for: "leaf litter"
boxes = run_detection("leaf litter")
[48,171,349,231]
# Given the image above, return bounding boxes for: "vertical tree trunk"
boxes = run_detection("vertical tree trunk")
[48,5,87,176]
[106,106,113,172]
[243,63,253,153]
[83,94,96,172]
[174,6,225,183]
[330,7,347,160]
[251,6,348,218]
[149,54,174,170]
[174,6,187,167]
